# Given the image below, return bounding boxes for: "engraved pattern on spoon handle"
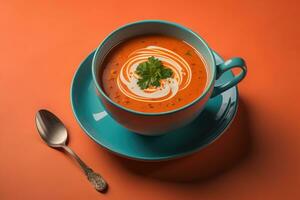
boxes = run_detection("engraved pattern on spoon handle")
[85,168,108,192]
[62,146,108,192]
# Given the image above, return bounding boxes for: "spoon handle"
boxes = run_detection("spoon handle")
[62,145,108,192]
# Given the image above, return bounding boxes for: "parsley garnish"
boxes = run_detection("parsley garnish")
[135,56,173,89]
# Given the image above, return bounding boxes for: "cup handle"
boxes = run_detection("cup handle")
[211,57,247,98]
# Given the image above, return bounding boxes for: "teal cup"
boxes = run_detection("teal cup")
[92,20,247,136]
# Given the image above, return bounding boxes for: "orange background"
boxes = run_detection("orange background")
[1,0,300,199]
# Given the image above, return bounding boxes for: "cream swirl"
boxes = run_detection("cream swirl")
[117,46,192,102]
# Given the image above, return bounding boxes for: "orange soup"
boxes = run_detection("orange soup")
[100,35,208,113]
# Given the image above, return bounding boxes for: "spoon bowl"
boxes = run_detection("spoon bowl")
[36,109,68,147]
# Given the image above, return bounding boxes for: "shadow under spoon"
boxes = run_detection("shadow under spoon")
[35,109,108,193]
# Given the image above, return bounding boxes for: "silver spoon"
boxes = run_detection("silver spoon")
[35,109,108,193]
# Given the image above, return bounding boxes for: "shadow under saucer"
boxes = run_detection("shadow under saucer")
[105,98,252,182]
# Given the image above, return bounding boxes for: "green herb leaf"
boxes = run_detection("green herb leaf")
[135,56,173,89]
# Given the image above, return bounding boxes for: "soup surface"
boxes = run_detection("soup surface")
[100,35,208,113]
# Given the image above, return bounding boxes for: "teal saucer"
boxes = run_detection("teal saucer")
[70,50,238,161]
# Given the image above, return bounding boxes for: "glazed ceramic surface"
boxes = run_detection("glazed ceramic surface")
[91,20,246,135]
[71,51,238,161]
